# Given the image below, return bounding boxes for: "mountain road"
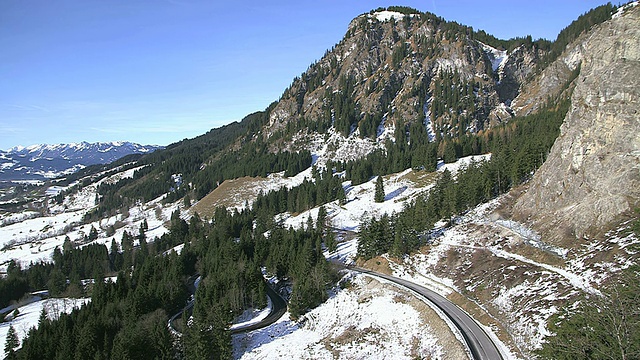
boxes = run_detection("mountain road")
[168,278,287,337]
[349,266,503,360]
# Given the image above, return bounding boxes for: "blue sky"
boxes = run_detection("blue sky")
[0,0,609,149]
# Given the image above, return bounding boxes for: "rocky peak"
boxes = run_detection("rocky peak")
[264,7,545,163]
[513,4,640,241]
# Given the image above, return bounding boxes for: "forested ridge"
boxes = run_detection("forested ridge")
[6,192,337,359]
[357,96,570,259]
[82,108,312,222]
[4,82,573,360]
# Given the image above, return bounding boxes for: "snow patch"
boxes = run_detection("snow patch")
[233,274,442,360]
[437,154,492,175]
[479,42,508,72]
[613,1,639,18]
[423,97,436,142]
[230,297,273,331]
[371,10,405,22]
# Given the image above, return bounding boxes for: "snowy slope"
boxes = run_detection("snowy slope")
[0,297,89,352]
[3,150,635,359]
[233,274,452,360]
[0,164,179,273]
[214,153,635,359]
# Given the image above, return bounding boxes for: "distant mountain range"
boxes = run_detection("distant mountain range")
[0,141,162,181]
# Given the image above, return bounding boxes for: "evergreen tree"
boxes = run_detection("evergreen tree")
[325,230,337,253]
[88,226,98,241]
[4,324,19,360]
[38,307,47,327]
[374,175,385,203]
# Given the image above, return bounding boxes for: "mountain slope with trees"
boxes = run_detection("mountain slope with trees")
[3,3,639,360]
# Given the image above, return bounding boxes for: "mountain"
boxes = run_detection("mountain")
[81,6,556,218]
[1,4,639,360]
[513,3,640,242]
[0,141,162,181]
[269,7,543,153]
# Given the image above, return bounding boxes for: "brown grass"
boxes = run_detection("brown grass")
[398,168,440,188]
[190,176,264,218]
[356,256,393,275]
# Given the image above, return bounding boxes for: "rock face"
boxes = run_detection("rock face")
[514,5,640,240]
[266,9,543,157]
[510,40,582,117]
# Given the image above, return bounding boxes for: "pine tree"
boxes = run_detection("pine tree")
[374,176,385,203]
[88,226,98,241]
[4,324,19,360]
[38,307,47,327]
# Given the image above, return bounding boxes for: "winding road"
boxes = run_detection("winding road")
[170,268,502,360]
[349,266,503,360]
[168,279,287,337]
[231,283,287,334]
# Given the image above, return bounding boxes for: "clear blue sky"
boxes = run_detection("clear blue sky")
[0,0,609,150]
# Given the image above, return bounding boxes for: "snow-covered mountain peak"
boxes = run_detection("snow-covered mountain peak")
[0,141,162,181]
[10,141,155,155]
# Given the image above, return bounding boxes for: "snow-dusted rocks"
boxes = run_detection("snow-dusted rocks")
[0,141,161,181]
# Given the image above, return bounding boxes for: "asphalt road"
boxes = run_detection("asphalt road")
[168,279,287,337]
[350,266,503,360]
[230,283,288,334]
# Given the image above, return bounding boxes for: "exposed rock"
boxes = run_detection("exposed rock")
[514,5,640,241]
[511,40,584,116]
[496,44,542,105]
[265,9,543,161]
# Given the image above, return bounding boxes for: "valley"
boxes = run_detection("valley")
[2,3,639,360]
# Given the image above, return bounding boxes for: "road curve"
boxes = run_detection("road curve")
[168,281,287,337]
[231,283,288,334]
[350,266,503,360]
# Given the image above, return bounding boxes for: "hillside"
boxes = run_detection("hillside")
[1,3,639,360]
[79,6,555,221]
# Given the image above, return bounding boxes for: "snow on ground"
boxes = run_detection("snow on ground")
[494,219,568,258]
[479,42,508,72]
[297,129,385,171]
[230,297,273,331]
[0,211,40,227]
[233,274,443,360]
[324,238,358,265]
[1,165,178,273]
[6,151,632,358]
[613,0,639,18]
[377,191,639,355]
[0,297,89,352]
[0,210,84,270]
[371,10,406,22]
[436,153,491,175]
[282,167,429,234]
[423,97,437,143]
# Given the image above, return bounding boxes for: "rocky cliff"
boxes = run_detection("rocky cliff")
[265,9,544,161]
[514,4,640,241]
